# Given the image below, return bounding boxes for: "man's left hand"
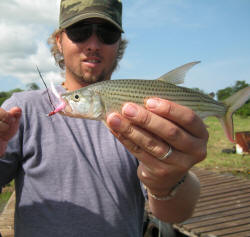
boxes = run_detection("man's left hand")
[107,98,208,197]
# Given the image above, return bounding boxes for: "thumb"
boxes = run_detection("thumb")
[9,107,22,121]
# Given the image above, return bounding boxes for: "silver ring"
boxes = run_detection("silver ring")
[159,145,173,160]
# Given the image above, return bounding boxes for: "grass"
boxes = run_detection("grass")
[0,191,12,212]
[196,115,250,179]
[0,181,15,213]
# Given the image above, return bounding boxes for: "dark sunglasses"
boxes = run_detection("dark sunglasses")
[65,22,121,45]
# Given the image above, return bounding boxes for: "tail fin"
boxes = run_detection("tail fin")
[220,86,250,143]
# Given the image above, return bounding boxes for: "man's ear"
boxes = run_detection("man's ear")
[56,33,63,53]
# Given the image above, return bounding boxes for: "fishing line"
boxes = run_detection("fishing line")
[36,66,55,111]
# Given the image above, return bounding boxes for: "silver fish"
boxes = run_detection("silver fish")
[49,61,250,143]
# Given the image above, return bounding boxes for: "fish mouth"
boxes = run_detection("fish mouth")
[61,102,73,115]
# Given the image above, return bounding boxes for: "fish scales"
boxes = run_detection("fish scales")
[85,79,226,117]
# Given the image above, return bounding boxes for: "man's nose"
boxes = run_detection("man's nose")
[84,32,102,51]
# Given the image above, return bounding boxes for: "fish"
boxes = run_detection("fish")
[49,61,250,143]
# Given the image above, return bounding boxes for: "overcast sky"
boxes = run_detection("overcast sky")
[0,0,249,93]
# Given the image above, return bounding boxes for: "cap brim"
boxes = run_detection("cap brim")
[60,12,124,33]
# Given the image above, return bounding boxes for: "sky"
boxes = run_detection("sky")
[0,0,249,94]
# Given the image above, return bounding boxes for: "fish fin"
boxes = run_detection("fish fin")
[220,86,250,143]
[157,61,201,84]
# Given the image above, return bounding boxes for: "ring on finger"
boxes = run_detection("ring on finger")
[158,145,173,160]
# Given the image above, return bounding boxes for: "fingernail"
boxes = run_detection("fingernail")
[123,104,138,117]
[109,114,121,129]
[146,98,159,109]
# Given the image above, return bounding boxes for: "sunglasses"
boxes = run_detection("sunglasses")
[65,22,121,45]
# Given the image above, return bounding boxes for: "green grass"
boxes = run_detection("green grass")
[0,191,13,213]
[0,181,15,213]
[196,115,250,179]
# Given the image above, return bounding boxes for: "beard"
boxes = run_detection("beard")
[66,54,118,85]
[69,66,107,84]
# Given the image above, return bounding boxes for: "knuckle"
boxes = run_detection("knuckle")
[144,138,158,153]
[0,121,10,132]
[167,126,179,140]
[143,137,166,158]
[116,133,125,142]
[159,99,171,116]
[199,146,207,161]
[184,110,197,126]
[167,101,174,115]
[130,143,141,154]
[140,111,152,127]
[119,135,140,154]
[155,167,168,178]
[137,168,151,182]
[123,124,134,137]
[193,144,207,162]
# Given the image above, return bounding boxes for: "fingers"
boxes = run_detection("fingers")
[0,107,22,141]
[107,113,169,165]
[107,111,197,173]
[146,98,208,139]
[107,99,208,162]
[121,102,207,159]
[0,107,22,123]
[9,107,22,119]
[145,98,208,160]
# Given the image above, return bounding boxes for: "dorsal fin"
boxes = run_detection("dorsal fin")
[157,61,201,84]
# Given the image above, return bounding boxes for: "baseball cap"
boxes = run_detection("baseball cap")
[59,0,123,32]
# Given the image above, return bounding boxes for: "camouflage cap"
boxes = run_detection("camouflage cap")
[59,0,123,32]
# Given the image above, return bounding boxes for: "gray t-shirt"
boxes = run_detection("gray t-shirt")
[0,87,145,237]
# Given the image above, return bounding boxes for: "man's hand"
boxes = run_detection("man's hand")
[107,98,208,197]
[0,107,22,156]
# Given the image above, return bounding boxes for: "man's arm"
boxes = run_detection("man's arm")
[147,171,200,223]
[107,98,208,223]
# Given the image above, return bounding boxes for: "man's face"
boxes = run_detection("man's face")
[57,19,121,86]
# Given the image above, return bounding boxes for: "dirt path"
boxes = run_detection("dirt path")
[0,192,15,237]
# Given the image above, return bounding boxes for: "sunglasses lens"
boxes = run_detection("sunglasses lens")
[97,24,121,45]
[65,24,92,43]
[65,22,121,45]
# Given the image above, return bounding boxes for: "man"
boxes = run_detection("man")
[0,0,208,236]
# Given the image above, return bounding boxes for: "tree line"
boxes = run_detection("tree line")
[216,80,249,117]
[0,81,249,116]
[0,83,40,106]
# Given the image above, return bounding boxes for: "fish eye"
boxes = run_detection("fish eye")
[72,94,80,102]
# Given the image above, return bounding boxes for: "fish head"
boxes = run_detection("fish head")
[60,89,104,120]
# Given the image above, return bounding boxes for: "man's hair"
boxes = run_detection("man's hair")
[47,29,128,71]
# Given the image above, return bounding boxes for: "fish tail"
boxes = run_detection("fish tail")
[219,86,250,143]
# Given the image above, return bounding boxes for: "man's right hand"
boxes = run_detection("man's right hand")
[0,107,22,156]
